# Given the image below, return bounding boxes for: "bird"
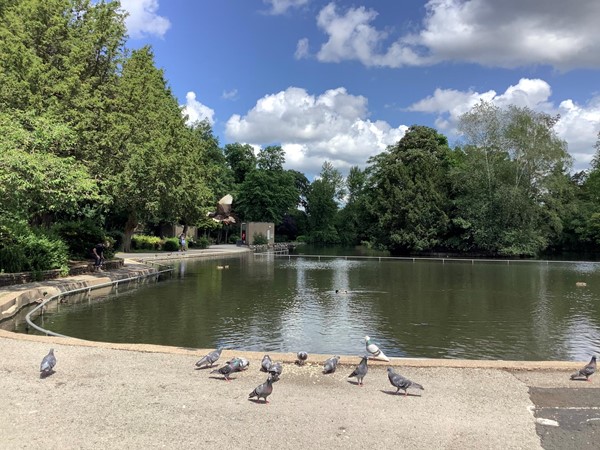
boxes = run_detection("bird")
[249,376,274,403]
[268,361,283,381]
[211,363,235,381]
[195,347,223,368]
[323,355,340,374]
[348,356,369,386]
[40,348,56,378]
[260,354,272,372]
[227,357,250,372]
[364,335,390,362]
[570,356,596,381]
[387,367,424,396]
[295,351,308,366]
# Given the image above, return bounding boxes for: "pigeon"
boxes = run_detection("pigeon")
[227,357,250,372]
[364,335,390,362]
[268,361,283,381]
[348,356,369,386]
[249,376,274,403]
[387,367,424,396]
[295,351,308,366]
[211,363,235,381]
[323,355,340,374]
[260,354,272,372]
[40,348,56,378]
[195,347,223,368]
[570,356,597,381]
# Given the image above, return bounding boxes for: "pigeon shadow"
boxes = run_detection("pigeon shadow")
[570,378,592,382]
[194,366,215,371]
[40,370,55,379]
[346,380,363,386]
[209,375,236,381]
[248,399,270,404]
[380,389,422,397]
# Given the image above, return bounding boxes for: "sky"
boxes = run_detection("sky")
[118,0,600,179]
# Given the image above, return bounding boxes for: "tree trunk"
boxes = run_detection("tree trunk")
[122,212,138,252]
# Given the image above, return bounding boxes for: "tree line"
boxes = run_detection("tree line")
[1,0,600,274]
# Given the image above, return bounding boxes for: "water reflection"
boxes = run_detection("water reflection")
[22,256,600,361]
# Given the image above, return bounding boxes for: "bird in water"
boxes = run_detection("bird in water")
[570,356,596,381]
[387,367,424,396]
[295,351,308,366]
[348,356,369,386]
[40,348,56,379]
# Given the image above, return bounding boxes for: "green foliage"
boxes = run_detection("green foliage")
[163,238,180,252]
[252,233,268,245]
[51,219,108,259]
[131,235,162,251]
[195,236,210,249]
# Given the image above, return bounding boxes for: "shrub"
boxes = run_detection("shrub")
[252,232,268,245]
[20,232,69,272]
[195,236,210,249]
[132,235,162,250]
[51,219,107,259]
[106,229,124,252]
[228,234,240,244]
[163,238,180,251]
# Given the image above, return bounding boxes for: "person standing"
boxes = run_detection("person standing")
[179,233,186,252]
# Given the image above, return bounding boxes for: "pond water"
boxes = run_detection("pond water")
[24,254,600,361]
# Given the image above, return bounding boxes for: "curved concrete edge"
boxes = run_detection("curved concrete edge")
[0,329,583,372]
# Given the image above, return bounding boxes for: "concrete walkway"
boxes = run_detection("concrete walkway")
[1,244,598,449]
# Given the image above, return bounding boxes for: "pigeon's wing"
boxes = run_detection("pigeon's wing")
[40,351,56,372]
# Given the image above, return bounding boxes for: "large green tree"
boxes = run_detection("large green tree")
[306,161,345,244]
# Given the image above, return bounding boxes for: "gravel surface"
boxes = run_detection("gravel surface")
[0,333,543,449]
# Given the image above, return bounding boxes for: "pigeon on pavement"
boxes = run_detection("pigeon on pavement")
[364,336,390,362]
[268,361,283,381]
[195,347,223,368]
[260,354,272,372]
[211,363,235,381]
[387,367,424,396]
[40,348,56,378]
[570,356,597,381]
[323,355,340,374]
[348,356,369,386]
[249,376,274,403]
[295,351,308,366]
[227,357,250,372]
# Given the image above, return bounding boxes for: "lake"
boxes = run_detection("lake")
[22,253,600,361]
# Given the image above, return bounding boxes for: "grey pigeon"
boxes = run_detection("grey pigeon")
[323,355,340,374]
[387,367,424,396]
[227,357,250,372]
[195,347,223,368]
[211,363,234,381]
[295,351,308,366]
[40,348,56,378]
[249,376,274,403]
[268,361,283,381]
[260,354,272,372]
[570,356,597,381]
[348,356,369,386]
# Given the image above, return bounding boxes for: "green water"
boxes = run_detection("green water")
[27,255,600,361]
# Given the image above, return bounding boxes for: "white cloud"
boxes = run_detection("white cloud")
[225,87,407,176]
[119,0,170,39]
[295,38,310,60]
[263,0,310,15]
[222,89,238,100]
[408,78,600,170]
[306,0,600,70]
[182,91,215,126]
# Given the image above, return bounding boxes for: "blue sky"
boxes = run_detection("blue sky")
[119,0,600,179]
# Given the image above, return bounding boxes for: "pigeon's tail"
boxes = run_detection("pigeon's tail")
[412,382,424,391]
[210,368,220,374]
[195,357,208,367]
[570,371,581,380]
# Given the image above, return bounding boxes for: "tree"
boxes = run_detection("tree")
[224,142,256,185]
[306,162,345,244]
[365,126,452,254]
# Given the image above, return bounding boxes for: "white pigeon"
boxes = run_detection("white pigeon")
[364,335,390,362]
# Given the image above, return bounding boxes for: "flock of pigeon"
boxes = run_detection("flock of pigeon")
[38,341,597,403]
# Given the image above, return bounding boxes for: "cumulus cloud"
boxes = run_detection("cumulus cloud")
[408,78,600,170]
[305,0,600,70]
[225,87,408,176]
[182,92,215,126]
[119,0,170,39]
[262,0,310,15]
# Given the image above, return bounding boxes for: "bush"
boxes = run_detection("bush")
[195,236,210,249]
[51,219,108,259]
[252,232,268,245]
[163,238,180,251]
[228,234,240,244]
[20,232,69,273]
[132,235,162,250]
[106,229,124,252]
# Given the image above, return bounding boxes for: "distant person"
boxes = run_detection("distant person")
[179,233,186,252]
[92,241,108,272]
